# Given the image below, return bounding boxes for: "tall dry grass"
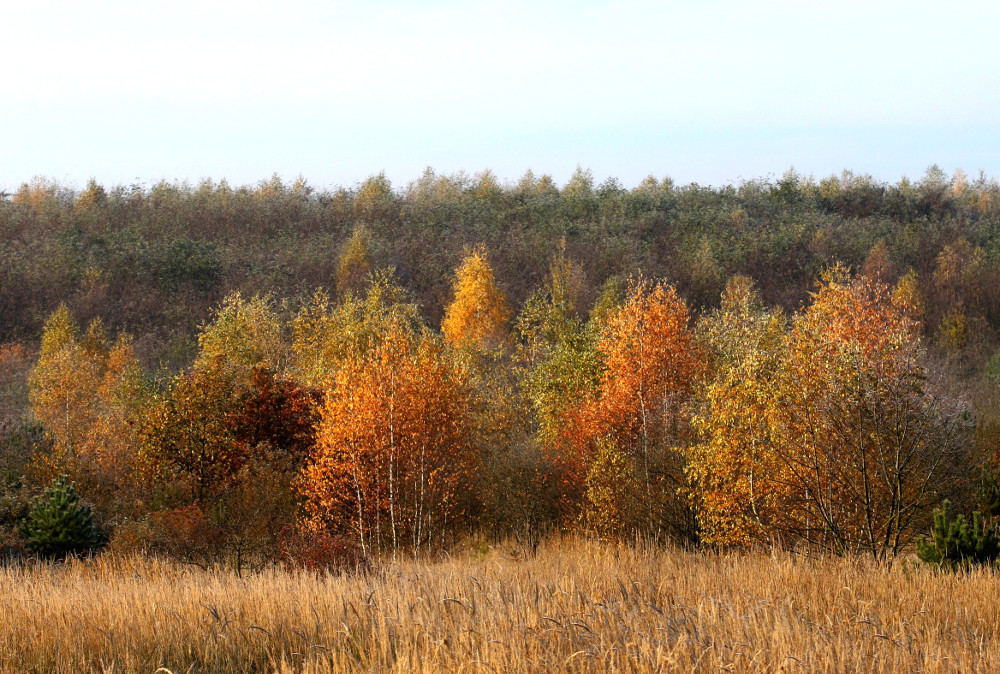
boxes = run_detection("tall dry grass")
[1,538,998,673]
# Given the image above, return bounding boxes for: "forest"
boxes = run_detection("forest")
[2,165,1000,568]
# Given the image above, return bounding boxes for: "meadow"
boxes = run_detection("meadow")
[5,171,1000,672]
[2,538,997,673]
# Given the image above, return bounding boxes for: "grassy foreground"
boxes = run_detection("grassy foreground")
[1,539,998,673]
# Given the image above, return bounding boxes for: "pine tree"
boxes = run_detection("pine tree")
[917,500,999,569]
[20,475,103,559]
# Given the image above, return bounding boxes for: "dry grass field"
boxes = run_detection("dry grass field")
[1,538,998,673]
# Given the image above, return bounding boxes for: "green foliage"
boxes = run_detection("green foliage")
[195,292,285,371]
[978,465,1000,518]
[985,350,1000,386]
[152,238,222,292]
[20,475,103,559]
[916,501,999,569]
[5,168,1000,564]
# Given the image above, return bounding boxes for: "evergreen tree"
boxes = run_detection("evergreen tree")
[916,500,999,569]
[20,475,103,559]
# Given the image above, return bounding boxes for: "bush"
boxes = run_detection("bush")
[0,480,30,561]
[152,238,222,292]
[20,475,103,559]
[916,500,999,569]
[146,504,222,564]
[0,421,38,559]
[978,464,1000,518]
[277,524,368,574]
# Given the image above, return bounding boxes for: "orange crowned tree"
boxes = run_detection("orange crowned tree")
[557,280,703,539]
[300,324,475,557]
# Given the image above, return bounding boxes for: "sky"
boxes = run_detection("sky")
[1,0,998,192]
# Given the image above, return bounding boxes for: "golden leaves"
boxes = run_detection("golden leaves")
[441,246,511,351]
[691,272,952,558]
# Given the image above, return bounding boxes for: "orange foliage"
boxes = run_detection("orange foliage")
[79,336,154,505]
[556,280,703,537]
[300,325,475,556]
[693,269,962,558]
[770,269,942,558]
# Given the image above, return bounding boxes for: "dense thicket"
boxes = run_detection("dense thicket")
[3,166,1000,565]
[4,167,1000,369]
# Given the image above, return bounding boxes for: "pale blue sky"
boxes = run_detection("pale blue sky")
[2,0,998,191]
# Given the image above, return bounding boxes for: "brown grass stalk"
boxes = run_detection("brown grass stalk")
[1,539,998,672]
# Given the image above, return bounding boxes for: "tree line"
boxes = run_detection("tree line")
[2,167,1000,566]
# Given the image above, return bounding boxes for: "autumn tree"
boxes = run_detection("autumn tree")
[336,225,373,296]
[141,350,320,565]
[555,279,703,539]
[78,335,154,516]
[689,270,971,559]
[441,246,511,350]
[28,305,101,455]
[142,362,245,503]
[224,365,322,566]
[457,242,588,545]
[28,306,151,520]
[290,271,423,386]
[931,239,985,350]
[518,245,604,449]
[137,291,293,505]
[195,292,285,372]
[300,325,475,557]
[74,179,107,224]
[145,290,315,507]
[232,366,321,461]
[770,269,967,559]
[892,269,924,325]
[687,276,788,546]
[860,240,896,285]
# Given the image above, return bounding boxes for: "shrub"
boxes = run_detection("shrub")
[20,475,103,559]
[277,524,368,574]
[152,238,222,292]
[978,464,1000,518]
[105,518,154,556]
[147,504,222,564]
[916,500,1000,569]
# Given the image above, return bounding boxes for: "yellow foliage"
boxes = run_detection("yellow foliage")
[336,225,372,295]
[688,276,787,547]
[38,304,77,357]
[892,269,924,325]
[582,437,640,540]
[29,308,151,511]
[938,307,968,350]
[441,246,511,350]
[291,274,422,386]
[196,292,285,371]
[692,272,954,559]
